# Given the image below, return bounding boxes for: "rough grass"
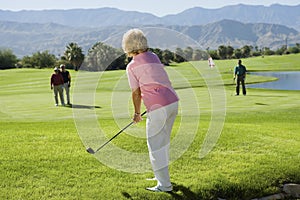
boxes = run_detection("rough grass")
[0,54,299,199]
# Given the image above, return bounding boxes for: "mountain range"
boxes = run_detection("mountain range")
[0,4,299,57]
[1,4,300,30]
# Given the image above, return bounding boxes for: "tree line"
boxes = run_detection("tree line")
[1,42,300,70]
[0,42,85,71]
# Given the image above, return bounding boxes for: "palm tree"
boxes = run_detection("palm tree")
[64,43,84,71]
[217,45,227,60]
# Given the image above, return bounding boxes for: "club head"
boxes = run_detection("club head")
[86,147,95,154]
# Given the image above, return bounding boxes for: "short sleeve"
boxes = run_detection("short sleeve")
[126,67,139,90]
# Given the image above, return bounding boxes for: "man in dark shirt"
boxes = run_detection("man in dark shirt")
[60,64,71,105]
[51,67,65,106]
[234,59,247,96]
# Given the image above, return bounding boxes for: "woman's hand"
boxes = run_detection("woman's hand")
[133,113,143,123]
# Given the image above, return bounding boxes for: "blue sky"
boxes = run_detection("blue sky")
[0,0,299,16]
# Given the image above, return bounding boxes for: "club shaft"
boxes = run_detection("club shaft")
[94,121,134,152]
[93,111,147,153]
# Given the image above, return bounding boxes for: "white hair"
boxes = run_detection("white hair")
[122,29,148,54]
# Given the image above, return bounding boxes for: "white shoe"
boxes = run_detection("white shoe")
[146,185,173,192]
[55,104,58,106]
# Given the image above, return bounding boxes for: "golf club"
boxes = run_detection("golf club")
[86,111,147,154]
[231,77,236,96]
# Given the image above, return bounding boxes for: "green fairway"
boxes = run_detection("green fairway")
[0,54,299,199]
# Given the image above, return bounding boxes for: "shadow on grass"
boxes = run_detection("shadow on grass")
[255,102,269,106]
[68,104,102,109]
[121,192,133,200]
[209,182,265,200]
[120,182,281,200]
[247,94,287,98]
[120,184,198,200]
[170,183,199,199]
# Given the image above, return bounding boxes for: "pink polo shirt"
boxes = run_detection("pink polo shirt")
[126,51,179,112]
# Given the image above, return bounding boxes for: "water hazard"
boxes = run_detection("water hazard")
[247,71,300,91]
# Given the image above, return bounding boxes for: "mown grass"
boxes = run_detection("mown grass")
[0,54,299,199]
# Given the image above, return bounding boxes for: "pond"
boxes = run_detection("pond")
[247,71,300,91]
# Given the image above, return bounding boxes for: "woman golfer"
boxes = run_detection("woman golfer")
[122,29,179,192]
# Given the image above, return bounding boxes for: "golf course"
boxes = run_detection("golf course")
[0,54,299,199]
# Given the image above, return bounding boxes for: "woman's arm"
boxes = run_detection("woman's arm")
[132,87,142,123]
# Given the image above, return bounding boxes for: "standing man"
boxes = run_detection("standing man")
[50,67,65,106]
[122,29,179,192]
[60,64,71,105]
[234,59,247,96]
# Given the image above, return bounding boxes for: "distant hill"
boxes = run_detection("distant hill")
[1,20,299,58]
[163,4,300,31]
[0,21,126,57]
[175,20,300,50]
[0,4,299,30]
[0,7,161,27]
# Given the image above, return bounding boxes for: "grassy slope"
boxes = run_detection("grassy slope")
[0,54,299,199]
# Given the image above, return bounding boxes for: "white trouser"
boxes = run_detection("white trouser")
[62,82,70,103]
[146,101,178,187]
